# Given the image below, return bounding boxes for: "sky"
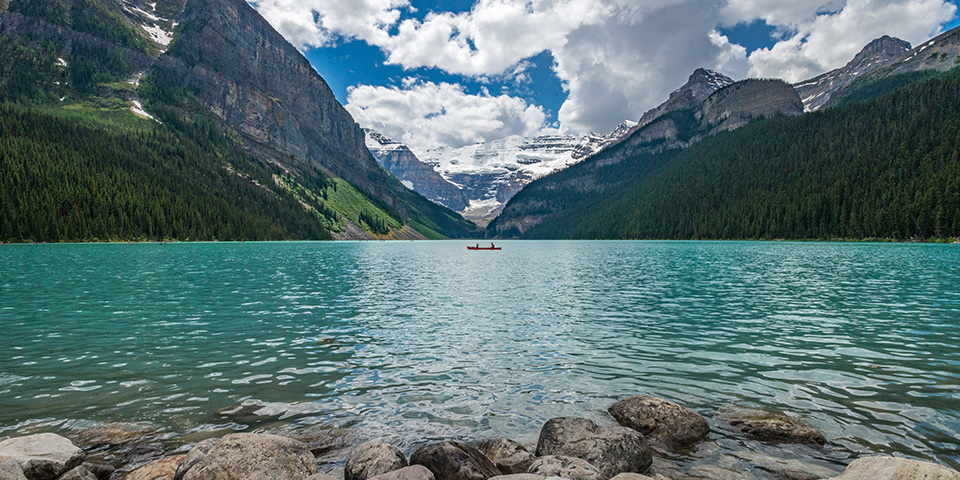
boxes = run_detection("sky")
[247,0,960,157]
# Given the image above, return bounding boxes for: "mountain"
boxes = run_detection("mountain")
[634,68,734,129]
[489,66,960,240]
[488,77,804,237]
[364,129,470,212]
[0,0,477,241]
[794,35,911,112]
[412,121,637,223]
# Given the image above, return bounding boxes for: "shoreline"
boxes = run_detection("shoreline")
[3,237,959,245]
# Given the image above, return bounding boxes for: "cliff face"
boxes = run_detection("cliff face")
[696,79,803,132]
[794,36,911,112]
[635,68,733,129]
[158,0,408,218]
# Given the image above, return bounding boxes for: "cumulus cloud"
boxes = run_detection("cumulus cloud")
[345,80,547,156]
[249,0,958,146]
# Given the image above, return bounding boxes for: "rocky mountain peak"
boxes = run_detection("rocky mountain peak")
[636,68,734,129]
[853,35,912,64]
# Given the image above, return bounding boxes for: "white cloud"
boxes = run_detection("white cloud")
[345,80,548,156]
[742,0,957,82]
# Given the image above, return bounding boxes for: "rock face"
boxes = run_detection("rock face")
[527,455,600,480]
[695,79,803,133]
[173,439,219,480]
[364,130,470,213]
[794,35,911,111]
[607,396,709,450]
[827,456,960,480]
[56,466,97,480]
[722,408,826,445]
[125,456,185,480]
[636,68,734,129]
[535,417,652,479]
[0,457,28,480]
[885,26,960,76]
[366,465,436,480]
[174,433,316,480]
[344,441,408,480]
[409,441,501,480]
[0,433,84,480]
[476,439,535,475]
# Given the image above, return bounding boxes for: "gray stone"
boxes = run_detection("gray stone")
[56,466,96,480]
[306,475,340,480]
[78,462,114,480]
[172,440,219,480]
[125,456,185,480]
[608,474,656,480]
[527,456,600,480]
[66,424,158,450]
[721,408,826,445]
[826,456,960,480]
[0,433,84,480]
[488,475,543,480]
[536,417,651,479]
[175,433,315,480]
[345,441,408,480]
[607,396,709,450]
[0,457,28,480]
[409,441,500,480]
[477,439,535,475]
[367,466,436,480]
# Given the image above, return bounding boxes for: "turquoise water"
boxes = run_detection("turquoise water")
[1,241,958,474]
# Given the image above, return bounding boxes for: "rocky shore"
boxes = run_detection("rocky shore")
[1,396,957,480]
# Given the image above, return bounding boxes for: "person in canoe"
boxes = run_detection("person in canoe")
[476,243,479,248]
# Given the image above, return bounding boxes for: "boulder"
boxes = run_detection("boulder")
[175,433,315,480]
[0,433,84,480]
[345,441,408,480]
[477,439,534,475]
[607,396,709,450]
[536,417,651,479]
[67,424,158,450]
[125,456,185,480]
[826,456,960,480]
[0,457,28,480]
[527,455,600,480]
[608,474,658,480]
[367,466,436,480]
[721,408,825,445]
[57,466,96,480]
[488,475,543,480]
[172,440,219,480]
[78,462,114,480]
[409,441,500,480]
[306,475,340,480]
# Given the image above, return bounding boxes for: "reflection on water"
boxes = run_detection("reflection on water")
[1,241,958,476]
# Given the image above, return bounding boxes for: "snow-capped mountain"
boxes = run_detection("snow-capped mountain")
[365,121,636,223]
[793,35,911,112]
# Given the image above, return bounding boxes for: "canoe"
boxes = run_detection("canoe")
[467,246,501,250]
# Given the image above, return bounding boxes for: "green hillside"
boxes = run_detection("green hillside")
[491,68,960,241]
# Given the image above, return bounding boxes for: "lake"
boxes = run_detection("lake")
[1,241,958,477]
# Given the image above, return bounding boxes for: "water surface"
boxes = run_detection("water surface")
[1,241,958,476]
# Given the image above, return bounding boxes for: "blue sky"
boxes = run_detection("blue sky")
[251,0,960,155]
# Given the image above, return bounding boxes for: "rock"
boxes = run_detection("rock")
[607,396,709,450]
[78,462,114,480]
[536,417,651,479]
[826,456,960,480]
[721,408,826,445]
[488,475,543,480]
[608,474,657,480]
[125,456,185,480]
[67,424,158,450]
[477,439,535,475]
[0,457,28,480]
[57,466,96,480]
[409,441,500,480]
[306,475,340,480]
[175,433,315,480]
[367,466,436,480]
[345,441,408,480]
[172,440,219,480]
[0,433,84,480]
[527,456,600,480]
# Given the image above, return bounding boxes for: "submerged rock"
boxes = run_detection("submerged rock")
[536,417,652,478]
[720,408,826,445]
[826,456,960,480]
[0,433,84,480]
[367,465,435,480]
[125,456,185,480]
[608,396,709,451]
[527,455,600,480]
[345,441,408,480]
[409,441,500,480]
[477,438,535,474]
[174,433,315,480]
[67,423,158,450]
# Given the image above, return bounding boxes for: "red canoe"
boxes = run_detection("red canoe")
[467,245,501,250]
